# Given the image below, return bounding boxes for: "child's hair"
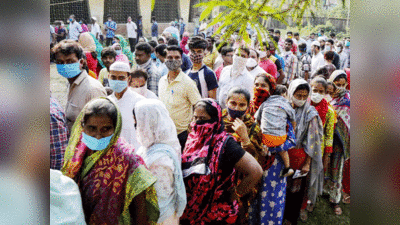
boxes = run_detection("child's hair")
[273,84,287,96]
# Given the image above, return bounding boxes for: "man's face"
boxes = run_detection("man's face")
[166,50,182,61]
[287,33,293,39]
[206,38,212,48]
[320,40,325,47]
[284,41,292,52]
[55,53,83,70]
[108,17,112,21]
[325,42,332,49]
[249,50,258,61]
[101,55,116,69]
[69,16,75,22]
[310,34,315,39]
[275,32,280,38]
[135,50,151,65]
[235,49,249,58]
[222,51,234,65]
[109,70,129,82]
[190,48,205,60]
[130,77,146,88]
[294,35,299,41]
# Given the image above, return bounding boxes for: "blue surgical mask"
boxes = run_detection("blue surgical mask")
[57,62,82,78]
[112,41,116,45]
[115,50,122,55]
[69,18,73,22]
[82,132,114,151]
[345,40,350,47]
[151,52,156,60]
[228,108,246,119]
[109,79,128,93]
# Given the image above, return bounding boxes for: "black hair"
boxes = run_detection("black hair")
[299,43,307,51]
[273,84,287,96]
[238,46,250,57]
[320,29,325,33]
[166,45,183,57]
[188,36,208,50]
[334,73,348,82]
[148,40,158,49]
[82,99,118,129]
[255,73,274,94]
[310,32,316,35]
[313,67,329,79]
[158,37,165,43]
[262,41,270,50]
[227,86,251,105]
[194,101,219,123]
[287,31,293,35]
[155,44,167,57]
[130,69,148,81]
[330,32,336,37]
[294,83,310,94]
[216,41,228,53]
[268,28,275,33]
[294,32,299,36]
[311,76,328,91]
[285,38,293,45]
[151,16,156,21]
[206,36,215,44]
[221,46,234,56]
[324,51,335,61]
[326,39,334,46]
[135,42,152,55]
[272,36,280,44]
[52,40,84,60]
[274,29,281,34]
[167,38,179,46]
[101,47,117,58]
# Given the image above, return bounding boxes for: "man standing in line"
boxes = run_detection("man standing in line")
[89,17,101,40]
[135,43,161,96]
[151,16,158,41]
[297,43,312,81]
[68,15,82,41]
[158,45,201,150]
[310,41,325,75]
[104,15,117,46]
[52,40,106,132]
[179,17,186,40]
[126,16,137,53]
[137,16,143,43]
[325,39,340,69]
[281,38,298,84]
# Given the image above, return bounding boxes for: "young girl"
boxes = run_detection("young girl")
[255,84,296,177]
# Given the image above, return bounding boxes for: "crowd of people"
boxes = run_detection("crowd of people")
[50,13,350,225]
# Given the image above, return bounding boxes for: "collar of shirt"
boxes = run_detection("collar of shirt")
[72,70,87,86]
[168,71,184,84]
[138,58,152,70]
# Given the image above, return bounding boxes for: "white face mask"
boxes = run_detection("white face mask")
[292,96,306,107]
[259,51,267,59]
[231,55,248,78]
[325,94,333,102]
[336,47,342,52]
[311,92,324,103]
[132,85,147,96]
[325,45,331,51]
[115,50,122,55]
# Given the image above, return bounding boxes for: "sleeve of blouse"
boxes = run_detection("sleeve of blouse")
[148,156,175,202]
[324,108,335,154]
[302,116,323,158]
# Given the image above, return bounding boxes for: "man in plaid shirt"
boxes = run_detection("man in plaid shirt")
[135,42,161,96]
[50,96,69,170]
[281,38,298,85]
[297,43,312,82]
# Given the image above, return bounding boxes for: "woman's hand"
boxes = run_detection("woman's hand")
[232,118,250,143]
[301,163,310,175]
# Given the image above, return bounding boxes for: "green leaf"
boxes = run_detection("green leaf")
[200,5,214,21]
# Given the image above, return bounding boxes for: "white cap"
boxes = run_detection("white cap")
[110,61,130,73]
[318,36,326,42]
[246,58,258,68]
[91,17,97,21]
[311,41,320,47]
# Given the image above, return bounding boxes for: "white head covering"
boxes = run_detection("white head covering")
[311,40,320,47]
[318,36,326,42]
[134,99,181,157]
[91,17,97,21]
[109,61,130,72]
[246,58,258,68]
[328,69,346,83]
[288,78,310,103]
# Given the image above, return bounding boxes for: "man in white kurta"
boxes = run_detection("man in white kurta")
[107,62,145,151]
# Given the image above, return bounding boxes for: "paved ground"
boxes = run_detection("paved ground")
[49,63,350,225]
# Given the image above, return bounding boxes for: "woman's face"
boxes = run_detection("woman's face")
[114,45,122,51]
[226,93,248,112]
[193,106,211,123]
[326,84,334,96]
[113,38,120,44]
[254,76,271,91]
[83,115,115,139]
[334,78,347,89]
[293,89,309,101]
[311,82,326,95]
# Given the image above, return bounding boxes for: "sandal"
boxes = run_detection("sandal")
[299,209,308,222]
[334,205,343,215]
[342,193,350,204]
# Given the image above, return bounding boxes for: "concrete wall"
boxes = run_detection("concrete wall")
[88,0,105,25]
[110,22,196,39]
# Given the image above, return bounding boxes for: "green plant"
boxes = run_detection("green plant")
[195,0,346,50]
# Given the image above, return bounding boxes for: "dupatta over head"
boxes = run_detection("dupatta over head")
[61,97,159,224]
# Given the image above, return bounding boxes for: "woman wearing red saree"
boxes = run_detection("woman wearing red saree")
[180,98,262,225]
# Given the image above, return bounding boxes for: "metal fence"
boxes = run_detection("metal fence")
[267,16,349,32]
[103,0,140,23]
[50,0,90,23]
[151,0,179,23]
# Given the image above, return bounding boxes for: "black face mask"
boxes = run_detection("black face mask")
[195,119,215,125]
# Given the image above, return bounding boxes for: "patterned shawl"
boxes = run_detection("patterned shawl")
[61,97,159,224]
[248,73,277,117]
[312,98,329,125]
[331,91,350,160]
[181,99,239,224]
[88,33,105,68]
